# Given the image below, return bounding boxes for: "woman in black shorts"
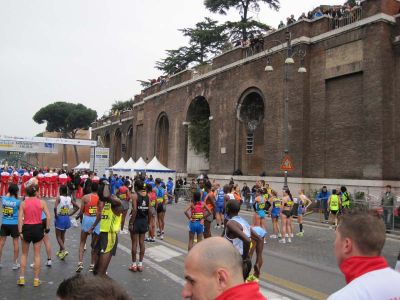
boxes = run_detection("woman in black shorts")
[280,189,294,244]
[17,184,51,287]
[128,180,150,272]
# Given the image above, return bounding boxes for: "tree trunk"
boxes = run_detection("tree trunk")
[242,0,250,41]
[73,145,79,166]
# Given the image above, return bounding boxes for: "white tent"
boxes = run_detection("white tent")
[83,161,90,169]
[135,156,176,186]
[133,157,147,170]
[74,161,90,170]
[107,158,126,171]
[117,157,136,177]
[74,162,84,170]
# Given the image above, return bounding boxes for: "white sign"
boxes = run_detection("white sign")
[0,139,57,154]
[90,147,109,176]
[0,135,97,147]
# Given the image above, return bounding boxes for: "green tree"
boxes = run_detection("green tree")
[33,102,97,166]
[204,0,279,40]
[156,46,197,75]
[111,99,134,113]
[180,17,228,64]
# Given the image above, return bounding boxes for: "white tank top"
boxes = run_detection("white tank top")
[228,193,235,200]
[225,215,251,255]
[57,195,72,215]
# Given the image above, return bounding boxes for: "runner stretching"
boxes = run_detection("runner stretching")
[155,178,167,240]
[296,189,311,237]
[269,190,282,239]
[280,189,294,243]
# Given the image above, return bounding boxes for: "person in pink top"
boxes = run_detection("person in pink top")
[0,170,10,196]
[17,184,51,287]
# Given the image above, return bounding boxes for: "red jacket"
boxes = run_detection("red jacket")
[215,282,266,300]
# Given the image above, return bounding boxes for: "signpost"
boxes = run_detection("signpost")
[280,154,294,171]
[90,147,109,176]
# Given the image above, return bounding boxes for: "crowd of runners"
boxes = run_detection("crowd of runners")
[0,166,399,299]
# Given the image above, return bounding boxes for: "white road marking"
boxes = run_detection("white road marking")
[144,245,182,262]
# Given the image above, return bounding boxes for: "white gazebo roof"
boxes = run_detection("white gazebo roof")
[122,158,136,170]
[133,157,147,170]
[137,156,175,173]
[111,158,126,170]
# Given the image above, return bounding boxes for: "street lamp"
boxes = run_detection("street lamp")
[264,29,307,190]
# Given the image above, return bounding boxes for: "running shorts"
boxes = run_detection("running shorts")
[215,202,224,214]
[252,226,267,238]
[0,224,19,238]
[149,206,156,217]
[156,203,164,214]
[256,210,266,219]
[271,208,280,219]
[188,221,204,234]
[81,215,100,235]
[55,215,71,231]
[297,207,305,216]
[330,210,338,215]
[42,218,47,230]
[121,200,130,211]
[281,210,291,218]
[205,213,214,223]
[96,232,118,256]
[131,217,148,234]
[22,224,44,244]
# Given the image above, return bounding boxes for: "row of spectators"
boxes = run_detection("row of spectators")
[279,1,362,28]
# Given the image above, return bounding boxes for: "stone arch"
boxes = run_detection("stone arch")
[154,113,169,166]
[185,96,210,174]
[236,87,265,175]
[126,126,133,159]
[104,132,111,149]
[113,128,122,164]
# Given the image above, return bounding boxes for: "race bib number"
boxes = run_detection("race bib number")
[60,207,69,215]
[88,206,97,216]
[2,206,13,217]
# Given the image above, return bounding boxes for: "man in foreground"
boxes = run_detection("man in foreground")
[182,236,265,300]
[328,209,400,299]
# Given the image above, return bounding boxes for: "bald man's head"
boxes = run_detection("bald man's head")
[188,237,243,276]
[182,237,244,300]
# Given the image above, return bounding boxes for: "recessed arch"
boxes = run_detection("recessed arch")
[104,132,111,149]
[155,113,169,166]
[236,87,266,175]
[113,128,122,164]
[126,126,133,158]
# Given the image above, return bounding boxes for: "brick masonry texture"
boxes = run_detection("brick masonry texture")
[92,0,400,180]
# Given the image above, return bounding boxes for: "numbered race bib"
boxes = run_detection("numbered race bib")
[88,206,97,216]
[60,207,70,215]
[2,206,13,217]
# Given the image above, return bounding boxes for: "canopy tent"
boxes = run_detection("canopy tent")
[106,158,126,171]
[74,161,90,170]
[135,156,176,186]
[132,157,147,170]
[116,157,136,177]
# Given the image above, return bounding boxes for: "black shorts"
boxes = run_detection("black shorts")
[0,224,19,238]
[22,224,44,244]
[281,210,292,218]
[96,232,118,256]
[156,203,165,214]
[131,218,148,234]
[330,210,339,215]
[42,218,47,230]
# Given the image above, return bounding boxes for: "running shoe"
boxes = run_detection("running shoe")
[269,234,277,239]
[290,234,294,238]
[17,277,25,286]
[46,259,52,266]
[285,234,289,238]
[137,261,143,272]
[278,238,286,244]
[129,263,137,272]
[33,278,41,287]
[287,238,292,243]
[88,264,94,272]
[278,233,282,238]
[214,225,220,229]
[264,239,267,244]
[160,235,164,240]
[30,263,34,268]
[296,232,304,237]
[12,262,20,270]
[150,238,156,243]
[56,250,62,258]
[76,262,84,273]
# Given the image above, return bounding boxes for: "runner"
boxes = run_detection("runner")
[116,181,131,234]
[76,182,101,273]
[184,191,211,251]
[0,184,21,269]
[155,178,167,240]
[296,189,312,237]
[249,225,267,279]
[328,189,341,229]
[269,190,282,239]
[128,180,150,272]
[54,185,79,260]
[280,189,294,243]
[166,177,174,205]
[214,184,225,229]
[222,185,236,235]
[340,186,351,212]
[203,181,215,238]
[90,179,122,276]
[253,188,268,243]
[17,184,51,287]
[224,199,262,280]
[145,184,156,243]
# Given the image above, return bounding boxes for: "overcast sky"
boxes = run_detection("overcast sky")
[0,0,343,137]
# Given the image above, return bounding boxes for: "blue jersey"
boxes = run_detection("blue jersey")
[155,187,165,198]
[1,196,21,225]
[216,189,225,205]
[166,180,173,193]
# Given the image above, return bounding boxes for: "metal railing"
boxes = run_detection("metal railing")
[330,6,362,29]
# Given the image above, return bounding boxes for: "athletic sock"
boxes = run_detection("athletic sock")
[299,224,303,232]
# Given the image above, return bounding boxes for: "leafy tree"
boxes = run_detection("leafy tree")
[156,46,198,75]
[180,17,228,64]
[111,99,134,113]
[137,80,152,89]
[204,0,279,40]
[33,102,97,165]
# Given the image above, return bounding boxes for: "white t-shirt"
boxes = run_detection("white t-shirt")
[328,267,400,300]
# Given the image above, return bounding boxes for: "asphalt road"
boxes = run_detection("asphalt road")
[0,199,399,300]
